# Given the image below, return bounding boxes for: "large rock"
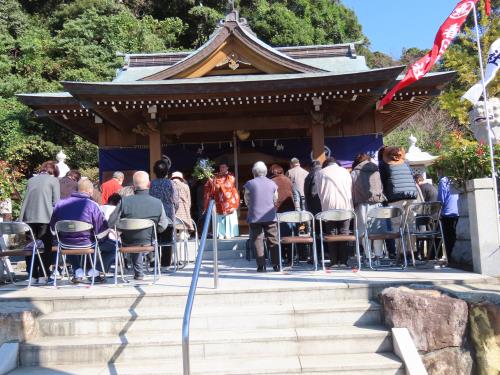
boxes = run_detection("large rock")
[0,308,39,345]
[421,347,473,375]
[469,302,500,375]
[379,286,468,352]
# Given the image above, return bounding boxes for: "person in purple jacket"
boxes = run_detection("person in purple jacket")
[50,179,114,283]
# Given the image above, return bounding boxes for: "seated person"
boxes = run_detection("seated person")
[108,171,168,280]
[50,179,115,283]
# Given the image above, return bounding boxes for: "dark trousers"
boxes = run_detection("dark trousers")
[67,239,116,274]
[441,216,459,261]
[159,227,174,267]
[279,222,294,265]
[326,220,351,265]
[26,223,53,279]
[249,222,279,268]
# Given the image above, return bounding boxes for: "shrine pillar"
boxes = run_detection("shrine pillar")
[311,112,326,163]
[148,122,161,176]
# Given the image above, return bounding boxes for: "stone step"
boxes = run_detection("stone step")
[11,353,404,375]
[6,284,377,314]
[203,247,246,260]
[20,326,392,366]
[38,301,382,336]
[205,238,248,252]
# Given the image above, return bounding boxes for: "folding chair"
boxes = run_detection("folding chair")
[0,222,47,287]
[190,219,199,260]
[403,201,447,266]
[364,207,408,270]
[315,209,361,271]
[174,217,190,268]
[277,211,317,272]
[53,220,104,287]
[114,218,160,285]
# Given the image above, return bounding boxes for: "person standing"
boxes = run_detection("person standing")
[204,163,239,239]
[244,162,280,272]
[59,170,81,199]
[378,146,417,259]
[150,160,179,268]
[270,164,295,266]
[19,161,60,282]
[286,157,309,209]
[315,157,353,266]
[171,171,194,232]
[304,160,322,215]
[351,153,386,261]
[438,176,459,265]
[109,171,168,280]
[414,174,438,202]
[101,171,124,204]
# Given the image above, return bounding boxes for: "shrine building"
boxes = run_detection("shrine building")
[17,10,455,182]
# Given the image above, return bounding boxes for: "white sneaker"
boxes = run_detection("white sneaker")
[87,269,100,277]
[74,268,84,278]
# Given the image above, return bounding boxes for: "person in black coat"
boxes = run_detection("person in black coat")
[304,160,322,215]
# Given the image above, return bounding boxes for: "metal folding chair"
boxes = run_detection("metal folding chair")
[54,220,104,287]
[364,207,408,270]
[315,209,361,271]
[277,211,317,272]
[114,218,159,284]
[0,222,47,287]
[403,201,447,266]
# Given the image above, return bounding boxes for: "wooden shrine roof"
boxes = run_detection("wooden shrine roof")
[16,10,456,144]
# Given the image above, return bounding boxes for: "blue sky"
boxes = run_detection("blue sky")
[342,0,462,59]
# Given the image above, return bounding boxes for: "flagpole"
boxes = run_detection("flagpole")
[472,2,500,228]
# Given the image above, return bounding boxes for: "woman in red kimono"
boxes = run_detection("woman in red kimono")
[204,163,240,239]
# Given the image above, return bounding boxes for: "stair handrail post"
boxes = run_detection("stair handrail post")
[182,199,215,375]
[212,202,219,289]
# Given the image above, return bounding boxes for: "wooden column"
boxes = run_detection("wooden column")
[148,128,161,176]
[311,121,325,163]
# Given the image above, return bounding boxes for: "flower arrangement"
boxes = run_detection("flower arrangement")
[192,158,215,181]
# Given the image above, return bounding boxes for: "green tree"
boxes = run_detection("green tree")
[439,1,499,124]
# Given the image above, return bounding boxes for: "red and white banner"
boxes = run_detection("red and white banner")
[378,0,478,109]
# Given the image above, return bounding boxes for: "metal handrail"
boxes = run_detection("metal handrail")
[182,199,218,375]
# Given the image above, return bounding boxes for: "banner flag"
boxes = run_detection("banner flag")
[462,38,500,104]
[378,0,478,109]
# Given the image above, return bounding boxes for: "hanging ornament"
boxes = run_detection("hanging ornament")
[230,141,233,148]
[251,140,255,148]
[274,139,277,147]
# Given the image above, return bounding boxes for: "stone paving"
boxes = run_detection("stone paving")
[0,256,495,299]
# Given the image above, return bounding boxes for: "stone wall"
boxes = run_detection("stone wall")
[379,286,473,375]
[0,308,39,346]
[454,193,472,266]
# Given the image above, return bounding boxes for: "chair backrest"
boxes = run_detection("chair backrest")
[277,211,314,224]
[404,201,442,231]
[366,206,404,234]
[116,218,155,231]
[316,209,355,222]
[175,217,187,228]
[0,222,31,235]
[55,220,93,233]
[367,207,403,220]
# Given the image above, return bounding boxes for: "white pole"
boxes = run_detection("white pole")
[472,3,500,230]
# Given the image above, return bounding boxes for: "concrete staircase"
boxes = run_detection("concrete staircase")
[7,279,404,375]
